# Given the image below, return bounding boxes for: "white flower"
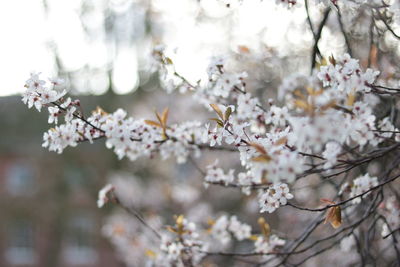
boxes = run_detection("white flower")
[97,184,114,208]
[228,216,251,241]
[160,240,184,262]
[42,123,80,153]
[204,160,234,185]
[65,106,76,123]
[236,93,262,120]
[211,215,231,245]
[317,54,379,94]
[48,106,60,124]
[22,73,67,112]
[379,196,400,237]
[340,235,355,252]
[377,117,400,142]
[275,0,297,8]
[265,106,288,127]
[350,173,378,204]
[238,172,253,195]
[254,235,285,254]
[49,77,65,87]
[25,72,46,90]
[259,183,293,213]
[209,72,246,98]
[207,56,225,78]
[322,142,341,170]
[224,123,247,145]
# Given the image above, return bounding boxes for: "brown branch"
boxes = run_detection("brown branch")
[287,170,400,212]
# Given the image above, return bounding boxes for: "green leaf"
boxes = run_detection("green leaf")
[224,106,232,121]
[210,104,224,119]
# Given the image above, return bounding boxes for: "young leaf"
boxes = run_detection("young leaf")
[251,155,272,163]
[258,217,270,239]
[224,106,232,121]
[321,198,335,205]
[321,199,342,229]
[274,137,288,146]
[249,142,267,155]
[209,118,224,128]
[329,54,336,66]
[346,92,356,107]
[161,107,169,126]
[293,99,310,111]
[249,235,259,241]
[145,250,157,259]
[145,120,162,128]
[210,104,224,119]
[324,206,342,229]
[155,111,163,126]
[316,57,328,70]
[238,45,250,54]
[94,106,108,116]
[164,57,173,65]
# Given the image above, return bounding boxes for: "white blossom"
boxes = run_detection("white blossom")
[259,183,293,213]
[97,184,114,208]
[322,142,341,169]
[48,106,60,124]
[340,235,356,252]
[228,216,252,241]
[211,215,231,245]
[254,235,285,254]
[204,160,235,186]
[350,173,379,204]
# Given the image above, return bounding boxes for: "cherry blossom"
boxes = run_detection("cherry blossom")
[18,2,400,264]
[204,160,235,186]
[22,73,66,111]
[350,173,379,204]
[210,215,252,244]
[258,183,293,213]
[322,141,342,169]
[254,235,285,254]
[97,184,114,208]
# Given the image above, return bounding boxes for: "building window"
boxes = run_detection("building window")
[5,162,35,196]
[62,215,98,265]
[4,221,36,265]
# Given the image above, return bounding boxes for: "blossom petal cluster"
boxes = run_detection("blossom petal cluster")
[204,160,235,186]
[258,183,293,213]
[379,196,400,237]
[97,184,114,208]
[22,73,66,111]
[349,173,379,204]
[317,54,379,94]
[254,235,285,255]
[157,217,205,267]
[210,215,252,244]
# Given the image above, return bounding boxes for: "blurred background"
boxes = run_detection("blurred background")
[2,0,399,266]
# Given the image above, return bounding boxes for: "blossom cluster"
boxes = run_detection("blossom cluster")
[349,173,379,204]
[21,11,400,263]
[157,217,205,267]
[254,235,285,255]
[379,196,400,237]
[22,73,66,112]
[102,213,158,266]
[340,173,379,204]
[204,160,235,186]
[317,54,379,94]
[258,183,293,213]
[210,215,252,244]
[99,108,205,163]
[23,73,209,163]
[97,184,114,208]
